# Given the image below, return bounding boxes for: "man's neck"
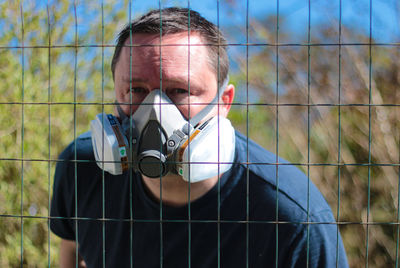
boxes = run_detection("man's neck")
[141,174,219,207]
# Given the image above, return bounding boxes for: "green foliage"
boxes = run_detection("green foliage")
[0,1,121,266]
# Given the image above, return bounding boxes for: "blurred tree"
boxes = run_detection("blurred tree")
[229,14,399,268]
[0,1,123,266]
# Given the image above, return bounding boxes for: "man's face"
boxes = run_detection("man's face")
[114,32,232,119]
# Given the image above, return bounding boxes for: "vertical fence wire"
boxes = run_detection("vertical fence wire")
[336,0,343,267]
[244,0,250,267]
[216,1,222,267]
[19,3,25,268]
[73,2,79,267]
[397,104,400,267]
[306,0,312,266]
[186,3,192,268]
[158,3,164,267]
[125,2,133,268]
[365,0,373,266]
[46,2,52,267]
[245,1,250,268]
[101,2,106,268]
[128,1,134,267]
[274,1,280,267]
[397,70,400,267]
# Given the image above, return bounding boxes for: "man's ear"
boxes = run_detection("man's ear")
[219,84,235,117]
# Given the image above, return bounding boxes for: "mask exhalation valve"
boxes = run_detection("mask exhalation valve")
[138,150,167,178]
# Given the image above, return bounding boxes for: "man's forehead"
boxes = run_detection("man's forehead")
[117,32,210,70]
[115,32,216,86]
[122,32,205,46]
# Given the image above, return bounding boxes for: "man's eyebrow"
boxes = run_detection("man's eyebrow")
[121,76,199,87]
[121,76,145,83]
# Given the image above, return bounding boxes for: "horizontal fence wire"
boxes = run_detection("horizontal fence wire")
[2,42,400,49]
[1,158,399,166]
[3,213,400,227]
[1,102,399,106]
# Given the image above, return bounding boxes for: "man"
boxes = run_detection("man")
[51,7,348,267]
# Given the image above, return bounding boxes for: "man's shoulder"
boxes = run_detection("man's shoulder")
[233,131,333,219]
[58,131,94,161]
[54,131,97,184]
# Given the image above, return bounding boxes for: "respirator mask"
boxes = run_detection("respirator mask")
[90,79,235,183]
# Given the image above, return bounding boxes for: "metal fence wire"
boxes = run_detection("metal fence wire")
[0,0,399,267]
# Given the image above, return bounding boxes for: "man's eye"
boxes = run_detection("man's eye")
[131,87,147,94]
[169,88,189,95]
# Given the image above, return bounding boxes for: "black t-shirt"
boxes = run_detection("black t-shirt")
[50,131,348,267]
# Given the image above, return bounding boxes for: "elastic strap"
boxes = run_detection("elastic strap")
[189,76,229,127]
[117,104,128,121]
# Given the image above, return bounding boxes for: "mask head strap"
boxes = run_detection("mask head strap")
[116,104,127,121]
[189,76,229,127]
[116,104,132,134]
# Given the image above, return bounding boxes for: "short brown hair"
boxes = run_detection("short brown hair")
[111,7,229,86]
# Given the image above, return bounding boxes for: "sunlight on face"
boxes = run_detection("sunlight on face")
[114,32,219,119]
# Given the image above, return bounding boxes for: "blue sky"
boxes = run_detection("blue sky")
[126,0,399,43]
[30,0,399,45]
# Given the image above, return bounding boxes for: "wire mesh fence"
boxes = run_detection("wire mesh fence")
[0,0,399,267]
